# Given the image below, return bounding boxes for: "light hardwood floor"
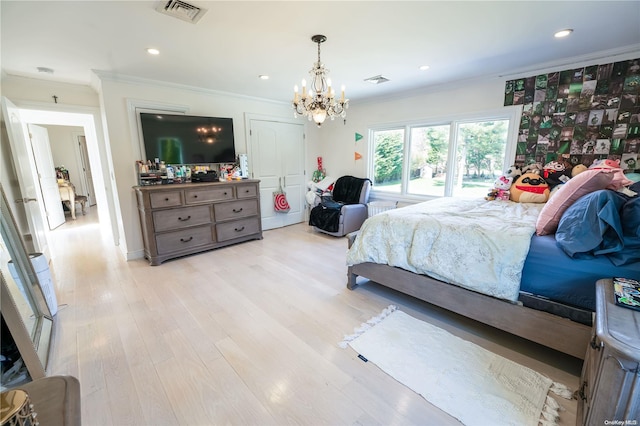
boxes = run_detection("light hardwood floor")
[45,209,583,425]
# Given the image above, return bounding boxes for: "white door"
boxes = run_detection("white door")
[77,135,96,206]
[28,124,65,230]
[249,120,305,230]
[1,97,50,258]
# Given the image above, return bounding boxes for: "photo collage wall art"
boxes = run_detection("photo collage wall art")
[504,58,640,172]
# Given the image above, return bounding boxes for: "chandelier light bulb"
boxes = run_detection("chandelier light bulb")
[312,108,327,126]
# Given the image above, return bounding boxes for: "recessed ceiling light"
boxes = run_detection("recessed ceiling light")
[419,65,430,71]
[258,75,269,80]
[146,48,160,55]
[554,29,573,38]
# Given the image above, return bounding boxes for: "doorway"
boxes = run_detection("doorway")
[5,101,121,250]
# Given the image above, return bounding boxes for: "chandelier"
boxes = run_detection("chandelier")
[292,35,348,127]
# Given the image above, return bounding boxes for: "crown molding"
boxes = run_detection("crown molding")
[497,44,640,79]
[91,70,289,106]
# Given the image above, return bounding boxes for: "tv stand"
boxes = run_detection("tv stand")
[134,180,262,265]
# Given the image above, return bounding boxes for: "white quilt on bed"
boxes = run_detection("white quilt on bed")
[346,198,545,301]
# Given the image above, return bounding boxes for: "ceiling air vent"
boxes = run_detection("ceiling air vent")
[364,75,390,85]
[156,0,207,24]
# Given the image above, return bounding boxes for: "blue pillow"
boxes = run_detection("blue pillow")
[608,188,640,265]
[556,189,626,258]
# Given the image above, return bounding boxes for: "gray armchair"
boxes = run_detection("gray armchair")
[309,176,371,237]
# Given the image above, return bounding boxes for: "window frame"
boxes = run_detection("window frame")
[367,106,522,202]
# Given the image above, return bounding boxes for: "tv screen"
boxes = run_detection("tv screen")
[139,113,236,164]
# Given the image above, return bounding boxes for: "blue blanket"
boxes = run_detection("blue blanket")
[556,183,640,267]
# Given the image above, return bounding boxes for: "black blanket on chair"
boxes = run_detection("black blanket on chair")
[309,204,341,232]
[308,176,369,232]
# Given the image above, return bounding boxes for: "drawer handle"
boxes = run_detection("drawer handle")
[233,208,243,213]
[577,381,587,401]
[606,354,636,373]
[193,195,198,199]
[180,236,193,243]
[165,197,170,201]
[178,215,191,221]
[234,226,245,232]
[245,189,250,193]
[590,335,602,350]
[224,192,228,195]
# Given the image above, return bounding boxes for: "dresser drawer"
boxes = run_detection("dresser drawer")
[155,226,213,255]
[185,187,233,204]
[216,218,260,242]
[214,199,258,221]
[150,191,183,208]
[152,205,211,232]
[236,184,257,199]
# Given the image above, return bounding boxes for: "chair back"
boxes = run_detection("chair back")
[332,176,371,204]
[359,180,371,204]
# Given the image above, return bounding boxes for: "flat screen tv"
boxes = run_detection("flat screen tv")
[139,113,236,164]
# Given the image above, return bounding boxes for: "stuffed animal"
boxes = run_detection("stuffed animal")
[485,175,513,201]
[542,160,572,188]
[521,162,543,175]
[504,164,523,180]
[571,164,588,177]
[509,172,550,203]
[590,158,621,170]
[589,158,637,196]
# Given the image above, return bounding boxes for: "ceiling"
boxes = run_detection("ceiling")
[2,1,640,104]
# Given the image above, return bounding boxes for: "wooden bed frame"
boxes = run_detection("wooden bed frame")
[346,235,592,360]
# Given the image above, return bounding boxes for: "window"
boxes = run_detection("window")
[370,113,516,199]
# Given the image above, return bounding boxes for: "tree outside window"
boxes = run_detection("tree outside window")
[371,118,510,198]
[373,129,404,193]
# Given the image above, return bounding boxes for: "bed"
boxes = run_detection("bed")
[346,184,640,360]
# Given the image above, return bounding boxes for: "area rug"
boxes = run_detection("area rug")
[339,306,573,426]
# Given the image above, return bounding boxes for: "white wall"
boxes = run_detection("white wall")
[312,76,508,180]
[1,75,100,107]
[94,75,300,258]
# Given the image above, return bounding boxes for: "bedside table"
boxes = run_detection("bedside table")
[576,278,640,426]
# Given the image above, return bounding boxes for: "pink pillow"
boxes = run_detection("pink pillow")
[607,168,634,189]
[535,169,614,236]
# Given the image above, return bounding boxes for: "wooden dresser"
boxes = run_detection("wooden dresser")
[576,278,639,426]
[134,180,262,265]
